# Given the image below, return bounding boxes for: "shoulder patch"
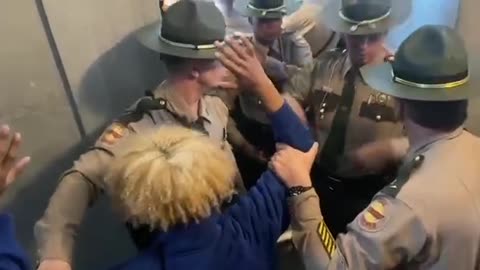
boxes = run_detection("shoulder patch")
[358,197,390,232]
[100,123,128,145]
[317,220,336,258]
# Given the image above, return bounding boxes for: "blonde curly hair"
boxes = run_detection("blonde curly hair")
[106,125,236,231]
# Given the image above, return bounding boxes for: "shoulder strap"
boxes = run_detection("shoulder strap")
[382,155,425,197]
[117,94,168,126]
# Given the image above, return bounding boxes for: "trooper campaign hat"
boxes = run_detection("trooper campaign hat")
[324,0,411,35]
[136,0,225,59]
[235,0,302,19]
[361,25,477,101]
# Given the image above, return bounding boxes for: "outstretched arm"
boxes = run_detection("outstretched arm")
[216,35,315,256]
[224,102,314,252]
[288,190,427,270]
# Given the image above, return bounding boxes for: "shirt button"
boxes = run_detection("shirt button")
[376,115,382,121]
[320,108,325,113]
[257,100,262,105]
[322,103,327,108]
[159,100,166,106]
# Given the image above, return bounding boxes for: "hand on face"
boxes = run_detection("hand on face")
[215,35,270,91]
[0,125,30,196]
[269,142,318,188]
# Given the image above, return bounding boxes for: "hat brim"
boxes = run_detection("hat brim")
[234,0,302,18]
[135,20,218,59]
[360,62,477,101]
[324,0,412,35]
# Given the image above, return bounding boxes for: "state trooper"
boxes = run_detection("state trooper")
[283,0,412,237]
[278,24,480,270]
[216,0,315,188]
[234,0,313,67]
[34,1,244,269]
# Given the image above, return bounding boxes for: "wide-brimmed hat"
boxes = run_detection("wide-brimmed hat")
[136,0,225,59]
[361,25,477,101]
[324,0,411,35]
[235,0,302,19]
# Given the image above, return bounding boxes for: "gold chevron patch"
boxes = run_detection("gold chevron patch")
[317,220,336,258]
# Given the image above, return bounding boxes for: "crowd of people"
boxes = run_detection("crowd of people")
[1,0,480,269]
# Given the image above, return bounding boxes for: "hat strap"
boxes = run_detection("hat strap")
[247,3,287,16]
[158,35,217,50]
[339,8,391,32]
[391,71,469,89]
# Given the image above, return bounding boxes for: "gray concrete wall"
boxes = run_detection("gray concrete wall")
[457,0,480,134]
[0,0,166,268]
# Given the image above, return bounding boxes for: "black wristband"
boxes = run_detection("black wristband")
[287,186,313,197]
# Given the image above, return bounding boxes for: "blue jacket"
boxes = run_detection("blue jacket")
[111,101,314,270]
[0,214,30,270]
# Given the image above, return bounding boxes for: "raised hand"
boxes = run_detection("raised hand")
[215,36,270,90]
[0,125,30,196]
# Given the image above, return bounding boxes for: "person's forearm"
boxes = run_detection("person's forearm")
[255,79,285,114]
[35,173,94,263]
[289,189,331,270]
[268,100,313,152]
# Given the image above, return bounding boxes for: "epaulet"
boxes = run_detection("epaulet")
[116,93,168,126]
[382,155,425,197]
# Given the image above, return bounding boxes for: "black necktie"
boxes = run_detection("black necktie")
[319,69,357,173]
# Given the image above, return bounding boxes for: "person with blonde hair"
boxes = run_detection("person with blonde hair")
[107,126,238,232]
[107,35,316,270]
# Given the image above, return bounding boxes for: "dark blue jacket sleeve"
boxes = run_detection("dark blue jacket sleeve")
[223,101,314,254]
[0,214,30,270]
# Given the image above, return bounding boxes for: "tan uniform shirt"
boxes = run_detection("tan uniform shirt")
[34,82,244,263]
[284,49,404,177]
[270,31,313,68]
[289,128,480,269]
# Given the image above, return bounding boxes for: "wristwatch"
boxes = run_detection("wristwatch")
[287,186,313,197]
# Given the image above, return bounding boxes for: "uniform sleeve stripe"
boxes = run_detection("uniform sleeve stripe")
[317,220,337,259]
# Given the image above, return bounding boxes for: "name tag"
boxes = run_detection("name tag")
[359,102,396,122]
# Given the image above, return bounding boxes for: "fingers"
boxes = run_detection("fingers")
[308,142,319,157]
[215,40,246,68]
[225,38,248,60]
[239,35,256,57]
[216,80,239,90]
[0,125,11,162]
[3,132,21,167]
[5,156,30,187]
[215,51,246,78]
